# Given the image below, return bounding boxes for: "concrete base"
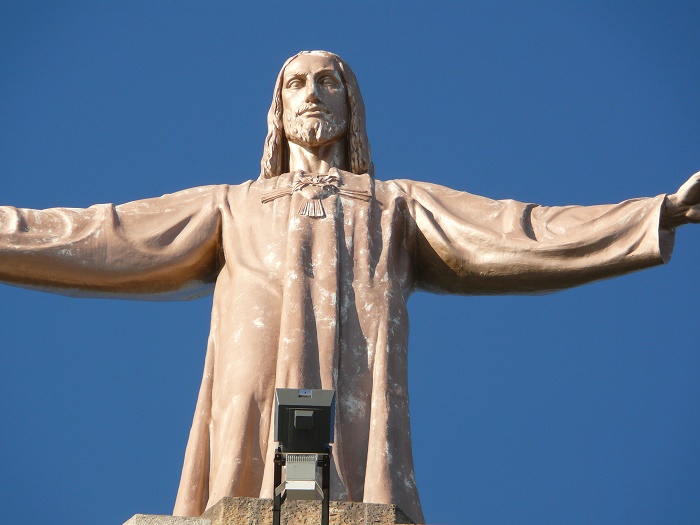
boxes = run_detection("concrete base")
[124,515,209,525]
[124,497,414,525]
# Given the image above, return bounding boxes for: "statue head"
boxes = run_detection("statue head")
[260,51,373,179]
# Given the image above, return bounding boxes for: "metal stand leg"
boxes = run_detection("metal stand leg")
[321,447,331,525]
[273,448,284,525]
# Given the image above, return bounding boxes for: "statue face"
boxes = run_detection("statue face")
[282,54,349,148]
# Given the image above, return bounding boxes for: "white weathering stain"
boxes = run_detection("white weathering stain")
[402,470,415,490]
[317,287,338,307]
[253,318,265,328]
[341,393,366,418]
[263,248,280,268]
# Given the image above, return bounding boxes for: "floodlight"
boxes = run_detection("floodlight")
[272,388,335,525]
[274,388,335,453]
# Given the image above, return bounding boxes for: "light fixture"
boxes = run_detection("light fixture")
[272,388,336,525]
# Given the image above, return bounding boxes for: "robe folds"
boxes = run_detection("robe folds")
[0,171,675,524]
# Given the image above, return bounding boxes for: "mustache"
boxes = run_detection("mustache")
[295,104,331,117]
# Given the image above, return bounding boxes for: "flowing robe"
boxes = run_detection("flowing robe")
[0,171,674,524]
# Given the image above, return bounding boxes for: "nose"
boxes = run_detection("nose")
[304,81,320,103]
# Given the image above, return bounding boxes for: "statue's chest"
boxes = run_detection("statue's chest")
[254,171,375,254]
[224,174,409,290]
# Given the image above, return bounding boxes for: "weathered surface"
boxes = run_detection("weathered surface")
[0,51,680,525]
[123,515,210,525]
[0,172,673,525]
[1,171,673,524]
[201,497,414,525]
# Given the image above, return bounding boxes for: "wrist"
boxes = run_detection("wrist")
[664,194,690,227]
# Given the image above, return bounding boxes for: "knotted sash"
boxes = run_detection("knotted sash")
[261,168,372,218]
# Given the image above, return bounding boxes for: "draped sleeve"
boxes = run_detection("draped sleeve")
[0,185,228,300]
[393,180,675,295]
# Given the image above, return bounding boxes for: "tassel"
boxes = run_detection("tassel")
[299,198,325,218]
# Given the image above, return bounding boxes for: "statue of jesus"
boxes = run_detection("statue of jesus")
[0,51,698,524]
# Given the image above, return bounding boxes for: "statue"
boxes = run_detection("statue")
[0,50,698,524]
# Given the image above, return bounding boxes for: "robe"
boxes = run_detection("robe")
[0,170,675,524]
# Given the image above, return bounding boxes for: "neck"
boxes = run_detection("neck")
[287,139,348,174]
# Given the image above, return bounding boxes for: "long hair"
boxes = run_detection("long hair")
[259,51,374,179]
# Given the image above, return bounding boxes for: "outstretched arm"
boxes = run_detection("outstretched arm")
[665,171,700,226]
[394,179,674,295]
[0,185,227,300]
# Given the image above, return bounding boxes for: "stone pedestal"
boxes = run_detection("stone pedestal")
[124,497,414,525]
[124,516,209,525]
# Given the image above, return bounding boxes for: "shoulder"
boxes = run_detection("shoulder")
[375,178,477,202]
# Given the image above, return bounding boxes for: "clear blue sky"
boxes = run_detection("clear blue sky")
[1,2,699,524]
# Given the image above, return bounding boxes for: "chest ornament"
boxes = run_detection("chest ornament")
[260,168,372,218]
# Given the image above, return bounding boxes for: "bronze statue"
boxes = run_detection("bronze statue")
[0,51,698,524]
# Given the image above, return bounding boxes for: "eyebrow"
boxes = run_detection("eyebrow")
[285,68,340,79]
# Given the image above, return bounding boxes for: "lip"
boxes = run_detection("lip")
[300,107,328,117]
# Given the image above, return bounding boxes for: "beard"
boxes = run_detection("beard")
[283,107,348,148]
